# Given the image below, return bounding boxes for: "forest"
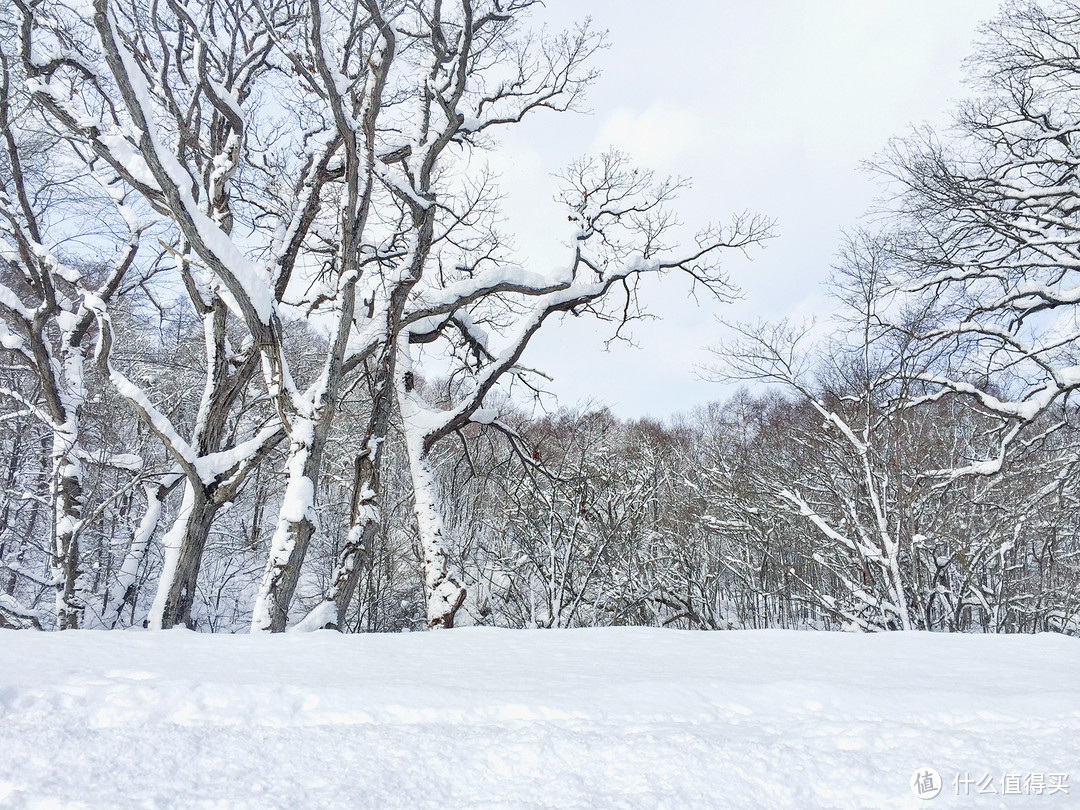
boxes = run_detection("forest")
[3,0,1080,637]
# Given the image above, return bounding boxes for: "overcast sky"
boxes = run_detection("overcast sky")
[485,0,996,419]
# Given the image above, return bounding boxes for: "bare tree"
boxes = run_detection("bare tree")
[14,0,767,634]
[877,0,1080,475]
[0,33,156,628]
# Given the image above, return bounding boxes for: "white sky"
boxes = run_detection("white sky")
[488,0,996,419]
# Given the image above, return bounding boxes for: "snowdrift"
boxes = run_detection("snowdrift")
[1,628,1077,808]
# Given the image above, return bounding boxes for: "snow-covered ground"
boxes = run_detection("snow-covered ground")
[1,628,1077,809]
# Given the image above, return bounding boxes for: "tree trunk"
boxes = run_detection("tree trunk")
[102,480,171,628]
[251,424,324,632]
[315,366,397,629]
[50,432,83,630]
[148,482,194,629]
[405,438,466,629]
[156,488,220,629]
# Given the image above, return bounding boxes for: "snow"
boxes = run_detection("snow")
[96,134,162,192]
[278,472,314,522]
[409,264,559,312]
[0,322,25,351]
[1056,364,1080,388]
[1,628,1077,809]
[470,407,499,424]
[288,600,338,633]
[194,423,281,482]
[374,162,434,211]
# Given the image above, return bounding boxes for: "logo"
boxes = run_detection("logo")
[911,768,942,800]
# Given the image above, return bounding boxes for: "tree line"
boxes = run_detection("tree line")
[2,0,1080,633]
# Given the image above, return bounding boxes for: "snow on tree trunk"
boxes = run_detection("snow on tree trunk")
[158,492,221,630]
[148,482,196,631]
[153,304,232,631]
[101,480,170,628]
[50,431,83,631]
[399,416,466,628]
[311,367,396,630]
[409,444,466,629]
[49,339,89,631]
[315,469,380,631]
[294,494,381,634]
[250,421,318,633]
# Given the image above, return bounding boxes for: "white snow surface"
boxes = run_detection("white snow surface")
[1,628,1077,809]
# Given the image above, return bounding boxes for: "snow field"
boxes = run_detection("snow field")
[1,627,1077,809]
